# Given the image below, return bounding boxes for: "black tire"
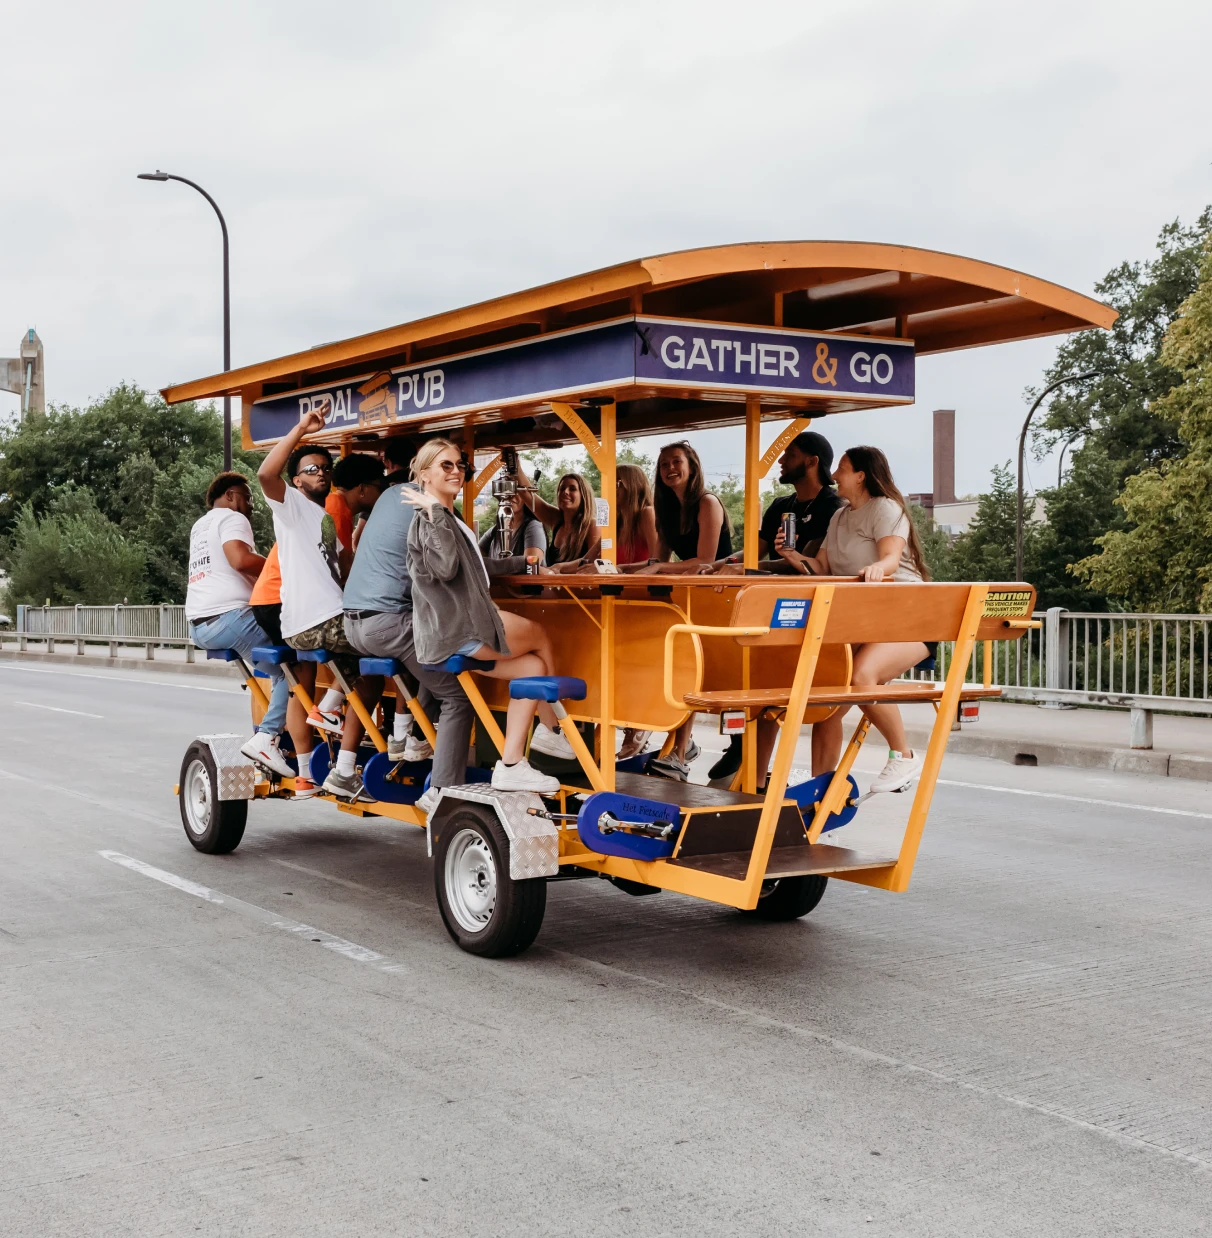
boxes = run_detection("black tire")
[432,803,546,957]
[741,874,828,921]
[179,741,248,855]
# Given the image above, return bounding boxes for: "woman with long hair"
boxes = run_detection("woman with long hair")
[519,469,601,572]
[615,463,659,568]
[614,462,660,759]
[650,441,732,571]
[645,442,733,779]
[404,438,575,793]
[791,444,933,793]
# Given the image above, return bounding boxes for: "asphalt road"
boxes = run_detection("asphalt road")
[2,659,1211,1236]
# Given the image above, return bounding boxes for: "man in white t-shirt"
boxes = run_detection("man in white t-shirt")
[257,403,381,801]
[186,473,294,778]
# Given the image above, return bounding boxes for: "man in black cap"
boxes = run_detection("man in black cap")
[708,430,843,779]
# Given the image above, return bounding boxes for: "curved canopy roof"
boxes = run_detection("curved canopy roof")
[161,241,1116,447]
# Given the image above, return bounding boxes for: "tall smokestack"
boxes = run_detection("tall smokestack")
[933,409,955,505]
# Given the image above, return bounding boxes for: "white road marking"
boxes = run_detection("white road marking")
[15,700,104,718]
[545,947,1211,1171]
[0,663,241,694]
[937,778,1212,820]
[99,851,409,974]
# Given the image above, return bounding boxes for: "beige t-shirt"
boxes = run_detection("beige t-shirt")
[823,496,920,581]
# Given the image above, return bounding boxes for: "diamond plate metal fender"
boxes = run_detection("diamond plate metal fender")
[195,733,257,801]
[427,785,558,880]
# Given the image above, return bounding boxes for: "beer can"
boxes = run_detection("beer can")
[781,510,796,550]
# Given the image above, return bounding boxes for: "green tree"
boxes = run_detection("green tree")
[913,503,953,582]
[949,463,1041,585]
[0,385,269,603]
[4,488,148,608]
[1076,239,1212,610]
[1025,207,1212,606]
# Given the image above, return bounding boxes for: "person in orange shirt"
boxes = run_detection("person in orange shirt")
[249,543,283,643]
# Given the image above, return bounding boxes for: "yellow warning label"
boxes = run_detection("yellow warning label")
[982,590,1033,619]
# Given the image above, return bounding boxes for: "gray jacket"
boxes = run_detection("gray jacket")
[407,503,510,665]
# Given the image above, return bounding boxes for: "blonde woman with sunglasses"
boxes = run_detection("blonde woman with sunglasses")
[403,438,575,793]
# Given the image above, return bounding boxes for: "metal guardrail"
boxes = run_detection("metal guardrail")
[5,601,1211,749]
[6,604,195,661]
[917,607,1212,749]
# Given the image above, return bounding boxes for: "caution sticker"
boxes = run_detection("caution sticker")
[982,590,1033,619]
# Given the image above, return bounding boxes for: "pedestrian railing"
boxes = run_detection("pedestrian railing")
[4,604,196,661]
[910,607,1212,749]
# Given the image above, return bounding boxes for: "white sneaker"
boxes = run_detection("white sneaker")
[240,732,295,779]
[529,722,576,760]
[491,758,561,794]
[403,733,434,762]
[869,750,923,794]
[307,706,343,735]
[415,786,440,817]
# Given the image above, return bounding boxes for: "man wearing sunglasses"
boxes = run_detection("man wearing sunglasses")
[258,403,376,799]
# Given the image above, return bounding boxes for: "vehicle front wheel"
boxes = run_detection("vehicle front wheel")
[433,803,546,957]
[741,874,828,921]
[179,742,247,855]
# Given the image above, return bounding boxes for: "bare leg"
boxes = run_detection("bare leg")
[286,662,317,759]
[851,642,930,754]
[493,612,560,731]
[469,648,547,764]
[673,716,695,760]
[339,676,384,753]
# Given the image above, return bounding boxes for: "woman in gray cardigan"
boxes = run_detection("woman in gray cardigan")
[403,438,572,794]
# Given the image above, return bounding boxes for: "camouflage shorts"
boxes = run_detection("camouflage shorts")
[286,614,361,683]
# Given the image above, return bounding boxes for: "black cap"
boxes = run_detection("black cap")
[787,430,834,481]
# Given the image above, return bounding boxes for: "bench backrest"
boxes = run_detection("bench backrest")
[729,581,1037,646]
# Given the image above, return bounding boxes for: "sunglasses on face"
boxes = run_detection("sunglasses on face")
[435,459,463,475]
[297,462,333,476]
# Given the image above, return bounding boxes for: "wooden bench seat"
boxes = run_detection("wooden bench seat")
[682,683,1004,711]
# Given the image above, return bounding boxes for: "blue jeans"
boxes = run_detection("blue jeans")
[190,607,289,734]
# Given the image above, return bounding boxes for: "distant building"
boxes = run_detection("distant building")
[1,329,45,418]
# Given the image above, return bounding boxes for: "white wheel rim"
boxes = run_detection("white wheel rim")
[445,827,497,934]
[183,758,212,837]
[757,879,780,900]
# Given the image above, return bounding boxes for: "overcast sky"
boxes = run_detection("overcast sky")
[2,0,1210,497]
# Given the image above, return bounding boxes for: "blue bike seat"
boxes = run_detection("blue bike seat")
[295,649,330,663]
[250,644,296,665]
[206,648,240,661]
[359,657,401,676]
[915,655,936,672]
[421,655,496,674]
[509,676,588,703]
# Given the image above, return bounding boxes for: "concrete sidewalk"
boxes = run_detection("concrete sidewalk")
[5,643,1212,782]
[901,698,1212,781]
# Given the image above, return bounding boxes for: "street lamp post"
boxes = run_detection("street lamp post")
[1016,370,1098,581]
[138,170,232,470]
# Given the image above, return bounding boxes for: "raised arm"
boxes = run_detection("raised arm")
[258,402,328,502]
[516,465,559,526]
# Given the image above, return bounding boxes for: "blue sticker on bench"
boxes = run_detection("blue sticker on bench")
[770,597,811,629]
[576,791,681,861]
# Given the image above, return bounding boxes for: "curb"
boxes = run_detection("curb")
[0,646,234,681]
[905,726,1212,783]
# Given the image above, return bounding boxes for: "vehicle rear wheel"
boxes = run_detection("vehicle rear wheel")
[179,742,247,855]
[433,803,546,957]
[742,874,828,921]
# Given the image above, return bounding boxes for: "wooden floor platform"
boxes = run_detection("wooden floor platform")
[567,771,774,808]
[670,843,897,880]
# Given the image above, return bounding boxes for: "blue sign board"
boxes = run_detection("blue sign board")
[770,597,811,629]
[248,316,914,444]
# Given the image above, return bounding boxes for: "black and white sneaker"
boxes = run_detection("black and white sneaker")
[648,752,690,781]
